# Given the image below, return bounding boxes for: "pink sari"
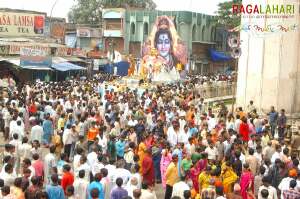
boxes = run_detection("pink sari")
[189,166,200,192]
[160,153,172,189]
[240,171,254,199]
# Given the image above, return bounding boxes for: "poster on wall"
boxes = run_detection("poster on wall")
[51,21,65,40]
[141,15,187,82]
[0,11,45,37]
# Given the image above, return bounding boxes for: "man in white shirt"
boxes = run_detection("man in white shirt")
[140,182,158,199]
[171,176,190,199]
[44,145,57,184]
[167,124,178,148]
[178,115,186,132]
[177,125,189,145]
[208,114,217,131]
[111,160,131,188]
[271,145,282,164]
[87,146,99,169]
[1,163,16,187]
[75,155,91,183]
[30,120,43,143]
[278,170,299,199]
[100,167,112,199]
[9,120,24,140]
[63,124,74,159]
[128,116,138,127]
[258,176,277,199]
[105,163,116,182]
[91,154,105,178]
[73,170,89,199]
[235,115,242,134]
[205,140,218,161]
[73,147,82,172]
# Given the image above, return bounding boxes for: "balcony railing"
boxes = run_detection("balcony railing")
[194,81,236,99]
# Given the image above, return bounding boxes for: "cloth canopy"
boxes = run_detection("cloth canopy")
[209,48,232,62]
[3,58,52,70]
[51,62,85,72]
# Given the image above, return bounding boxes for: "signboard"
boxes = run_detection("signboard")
[65,34,77,48]
[72,48,87,57]
[0,11,45,37]
[77,28,101,38]
[9,44,50,55]
[77,28,91,37]
[56,47,72,57]
[44,18,50,37]
[20,47,51,66]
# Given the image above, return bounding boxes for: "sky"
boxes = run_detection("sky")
[0,0,228,20]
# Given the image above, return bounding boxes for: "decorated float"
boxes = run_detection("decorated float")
[126,15,188,83]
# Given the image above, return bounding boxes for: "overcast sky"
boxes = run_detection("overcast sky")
[0,0,228,19]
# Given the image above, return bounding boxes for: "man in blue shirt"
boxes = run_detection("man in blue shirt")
[188,122,198,138]
[110,177,128,199]
[88,173,104,199]
[268,106,278,137]
[46,174,65,199]
[115,135,126,160]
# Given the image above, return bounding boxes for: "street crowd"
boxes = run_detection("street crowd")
[0,73,299,199]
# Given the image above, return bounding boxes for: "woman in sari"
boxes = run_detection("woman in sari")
[137,136,147,172]
[42,113,54,147]
[221,160,238,194]
[160,147,172,189]
[240,163,254,199]
[188,161,201,193]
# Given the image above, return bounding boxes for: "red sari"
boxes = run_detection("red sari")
[142,154,155,186]
[239,122,250,142]
[240,171,254,199]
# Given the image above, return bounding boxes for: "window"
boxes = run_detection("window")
[211,27,215,41]
[192,25,196,41]
[143,23,148,35]
[131,23,135,35]
[202,26,205,41]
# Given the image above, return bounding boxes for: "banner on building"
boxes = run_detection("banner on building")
[20,47,52,66]
[0,11,45,37]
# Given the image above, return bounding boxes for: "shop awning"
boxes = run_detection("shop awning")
[3,58,53,70]
[51,62,85,71]
[209,48,232,62]
[20,65,53,70]
[64,56,86,62]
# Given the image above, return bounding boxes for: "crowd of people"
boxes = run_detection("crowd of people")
[0,73,299,199]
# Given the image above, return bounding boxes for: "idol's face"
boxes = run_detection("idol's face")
[156,33,171,58]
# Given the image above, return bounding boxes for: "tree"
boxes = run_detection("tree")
[215,0,242,29]
[68,0,156,25]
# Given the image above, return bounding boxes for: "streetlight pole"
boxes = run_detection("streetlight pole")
[49,0,59,38]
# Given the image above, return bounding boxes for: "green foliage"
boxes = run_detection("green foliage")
[215,0,242,29]
[68,0,156,24]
